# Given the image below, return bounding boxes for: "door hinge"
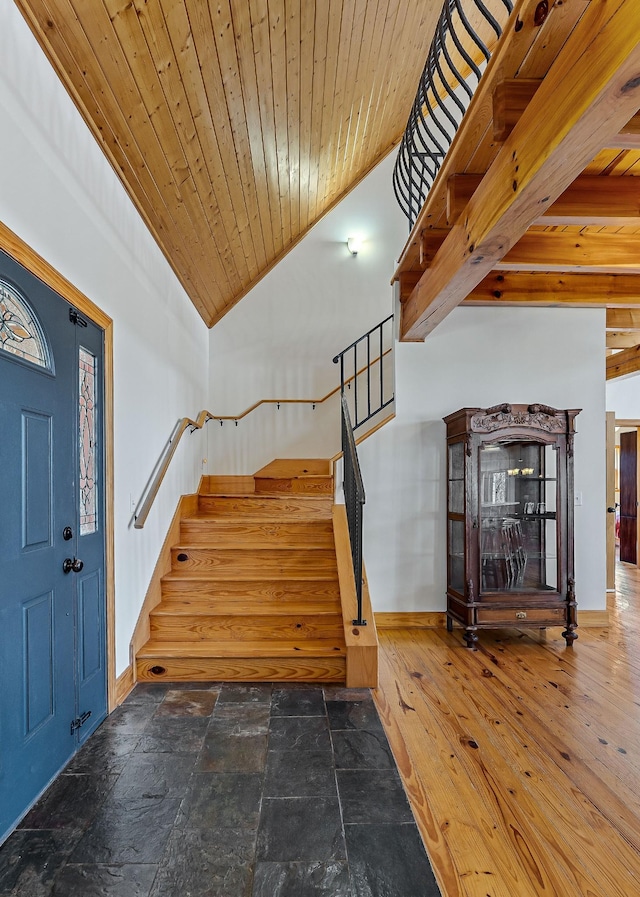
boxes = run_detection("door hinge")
[70,710,92,734]
[69,308,88,327]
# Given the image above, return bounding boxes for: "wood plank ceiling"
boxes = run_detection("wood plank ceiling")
[392,0,640,376]
[13,0,439,327]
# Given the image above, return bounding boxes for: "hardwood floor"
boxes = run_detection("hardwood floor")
[375,561,640,897]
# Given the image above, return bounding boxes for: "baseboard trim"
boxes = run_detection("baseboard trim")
[375,612,446,629]
[375,610,609,629]
[577,610,610,627]
[114,665,135,706]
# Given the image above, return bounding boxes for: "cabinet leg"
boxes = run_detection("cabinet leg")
[562,627,578,647]
[463,629,478,650]
[446,615,453,632]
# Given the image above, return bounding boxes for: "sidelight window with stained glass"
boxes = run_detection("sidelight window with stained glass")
[79,347,97,535]
[0,279,51,369]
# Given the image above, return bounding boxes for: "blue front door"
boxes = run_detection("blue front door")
[0,250,107,842]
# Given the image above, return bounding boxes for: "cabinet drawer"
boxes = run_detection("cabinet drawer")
[477,606,565,625]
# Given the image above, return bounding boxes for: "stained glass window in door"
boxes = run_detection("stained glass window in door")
[79,347,97,535]
[0,279,51,369]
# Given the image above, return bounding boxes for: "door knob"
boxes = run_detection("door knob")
[607,507,616,513]
[62,557,84,574]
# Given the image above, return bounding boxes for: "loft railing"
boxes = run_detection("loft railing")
[340,394,367,627]
[333,314,394,430]
[393,0,513,229]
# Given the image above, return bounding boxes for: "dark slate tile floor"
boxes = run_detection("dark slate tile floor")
[0,683,441,897]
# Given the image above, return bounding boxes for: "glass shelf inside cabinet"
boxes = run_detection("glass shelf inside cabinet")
[479,441,557,593]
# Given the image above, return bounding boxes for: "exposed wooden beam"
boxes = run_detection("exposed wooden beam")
[493,79,640,148]
[400,0,640,341]
[607,344,640,378]
[417,230,640,274]
[607,332,640,348]
[448,174,640,226]
[607,308,640,329]
[462,272,640,306]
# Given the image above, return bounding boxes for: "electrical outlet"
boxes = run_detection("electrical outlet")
[574,491,583,506]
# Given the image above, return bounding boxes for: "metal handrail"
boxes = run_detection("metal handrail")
[393,0,513,228]
[333,314,394,430]
[340,394,367,627]
[133,345,393,529]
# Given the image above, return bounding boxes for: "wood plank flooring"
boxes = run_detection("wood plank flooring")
[375,560,640,897]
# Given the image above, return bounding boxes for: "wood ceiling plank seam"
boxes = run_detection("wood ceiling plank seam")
[249,0,285,256]
[96,0,228,317]
[316,0,353,217]
[312,0,343,223]
[207,3,268,277]
[179,0,266,281]
[25,0,222,319]
[172,0,262,284]
[355,1,439,193]
[341,0,388,185]
[305,0,330,227]
[101,0,236,308]
[284,0,301,240]
[349,0,418,186]
[267,0,292,249]
[133,0,250,294]
[394,0,595,278]
[401,0,640,343]
[297,0,316,231]
[229,0,276,262]
[327,0,369,203]
[320,0,360,206]
[371,0,461,161]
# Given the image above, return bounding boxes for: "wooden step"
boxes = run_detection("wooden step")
[149,611,343,642]
[180,517,335,546]
[159,577,341,602]
[253,459,333,495]
[198,494,333,518]
[136,638,346,682]
[170,546,337,574]
[154,594,341,614]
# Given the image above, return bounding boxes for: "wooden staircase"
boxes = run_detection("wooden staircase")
[136,460,374,684]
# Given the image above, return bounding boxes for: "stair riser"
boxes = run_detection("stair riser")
[160,581,340,603]
[254,476,333,494]
[171,548,337,574]
[180,520,334,546]
[198,496,332,518]
[150,614,344,642]
[136,656,346,682]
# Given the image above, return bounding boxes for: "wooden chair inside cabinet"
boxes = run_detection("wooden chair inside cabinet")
[481,518,527,590]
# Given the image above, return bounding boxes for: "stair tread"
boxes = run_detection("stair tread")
[172,544,334,553]
[139,639,346,658]
[198,492,331,500]
[183,514,333,524]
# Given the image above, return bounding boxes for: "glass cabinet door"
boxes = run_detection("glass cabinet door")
[448,441,465,594]
[479,440,557,593]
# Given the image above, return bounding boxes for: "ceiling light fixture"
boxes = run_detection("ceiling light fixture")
[347,236,363,256]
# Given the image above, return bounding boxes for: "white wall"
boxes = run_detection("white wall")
[607,374,640,419]
[359,307,607,613]
[0,0,209,675]
[208,153,406,473]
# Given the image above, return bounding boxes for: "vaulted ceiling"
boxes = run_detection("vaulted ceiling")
[14,0,440,327]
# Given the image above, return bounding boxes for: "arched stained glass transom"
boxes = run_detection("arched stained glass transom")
[0,278,52,370]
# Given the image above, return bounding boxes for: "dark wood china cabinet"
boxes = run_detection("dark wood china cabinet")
[444,404,580,649]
